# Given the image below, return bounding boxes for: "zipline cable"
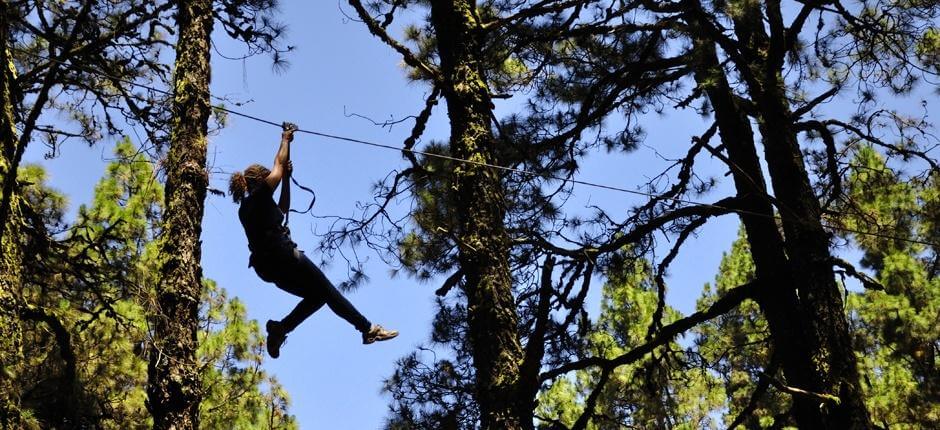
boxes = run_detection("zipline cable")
[14,49,940,249]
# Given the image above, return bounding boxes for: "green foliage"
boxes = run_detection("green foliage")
[537,256,723,429]
[916,27,940,71]
[199,280,296,430]
[693,231,792,428]
[536,377,590,429]
[843,146,940,428]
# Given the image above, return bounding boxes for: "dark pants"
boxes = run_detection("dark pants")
[252,247,371,333]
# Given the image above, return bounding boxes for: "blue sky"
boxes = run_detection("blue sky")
[23,1,920,428]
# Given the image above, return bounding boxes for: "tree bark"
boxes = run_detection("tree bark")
[689,1,873,427]
[146,0,213,428]
[691,33,824,428]
[427,1,527,428]
[738,3,872,426]
[0,2,24,426]
[754,81,873,430]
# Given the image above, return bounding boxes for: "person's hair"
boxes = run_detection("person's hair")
[228,164,270,203]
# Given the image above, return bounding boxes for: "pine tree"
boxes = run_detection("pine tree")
[198,280,297,430]
[147,3,289,426]
[842,146,940,428]
[428,1,526,427]
[349,0,530,426]
[693,182,938,430]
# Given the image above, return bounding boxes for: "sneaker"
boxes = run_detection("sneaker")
[266,320,288,359]
[362,324,399,344]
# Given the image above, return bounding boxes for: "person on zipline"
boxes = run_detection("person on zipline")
[229,123,398,358]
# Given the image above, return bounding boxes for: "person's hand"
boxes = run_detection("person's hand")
[282,122,298,142]
[285,160,293,176]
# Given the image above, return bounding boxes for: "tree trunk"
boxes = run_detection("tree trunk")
[755,84,872,429]
[691,33,830,428]
[146,0,213,428]
[0,3,24,426]
[692,1,873,427]
[427,1,527,428]
[739,3,871,426]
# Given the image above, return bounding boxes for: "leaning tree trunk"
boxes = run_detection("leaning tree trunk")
[690,31,835,428]
[0,3,24,426]
[146,0,213,428]
[427,0,527,428]
[719,3,873,428]
[755,84,873,429]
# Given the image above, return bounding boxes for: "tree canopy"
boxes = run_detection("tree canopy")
[1,0,938,428]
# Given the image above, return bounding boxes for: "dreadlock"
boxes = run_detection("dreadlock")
[228,164,270,203]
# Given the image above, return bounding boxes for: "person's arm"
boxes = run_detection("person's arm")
[264,123,296,189]
[278,160,292,214]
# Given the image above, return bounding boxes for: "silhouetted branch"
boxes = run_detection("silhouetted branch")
[541,280,756,381]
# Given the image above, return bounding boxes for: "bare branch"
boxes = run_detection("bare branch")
[648,216,708,339]
[541,281,757,382]
[347,0,442,84]
[759,372,841,405]
[831,257,885,291]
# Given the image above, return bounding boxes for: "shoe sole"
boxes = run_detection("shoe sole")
[363,331,399,345]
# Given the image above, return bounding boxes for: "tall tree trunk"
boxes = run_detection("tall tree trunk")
[691,30,833,428]
[146,0,213,428]
[754,83,872,430]
[739,3,871,426]
[0,3,24,426]
[427,1,526,428]
[694,1,873,427]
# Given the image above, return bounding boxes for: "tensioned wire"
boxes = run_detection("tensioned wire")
[14,49,940,248]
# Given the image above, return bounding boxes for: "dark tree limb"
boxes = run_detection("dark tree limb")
[786,2,817,53]
[559,262,593,333]
[402,87,441,169]
[790,86,840,120]
[570,367,612,430]
[831,257,885,291]
[795,120,842,204]
[482,0,584,31]
[519,255,555,403]
[435,269,464,297]
[19,307,76,393]
[347,0,442,84]
[760,372,842,405]
[541,281,757,382]
[765,0,787,69]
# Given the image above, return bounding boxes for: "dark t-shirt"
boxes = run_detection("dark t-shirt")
[238,182,293,254]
